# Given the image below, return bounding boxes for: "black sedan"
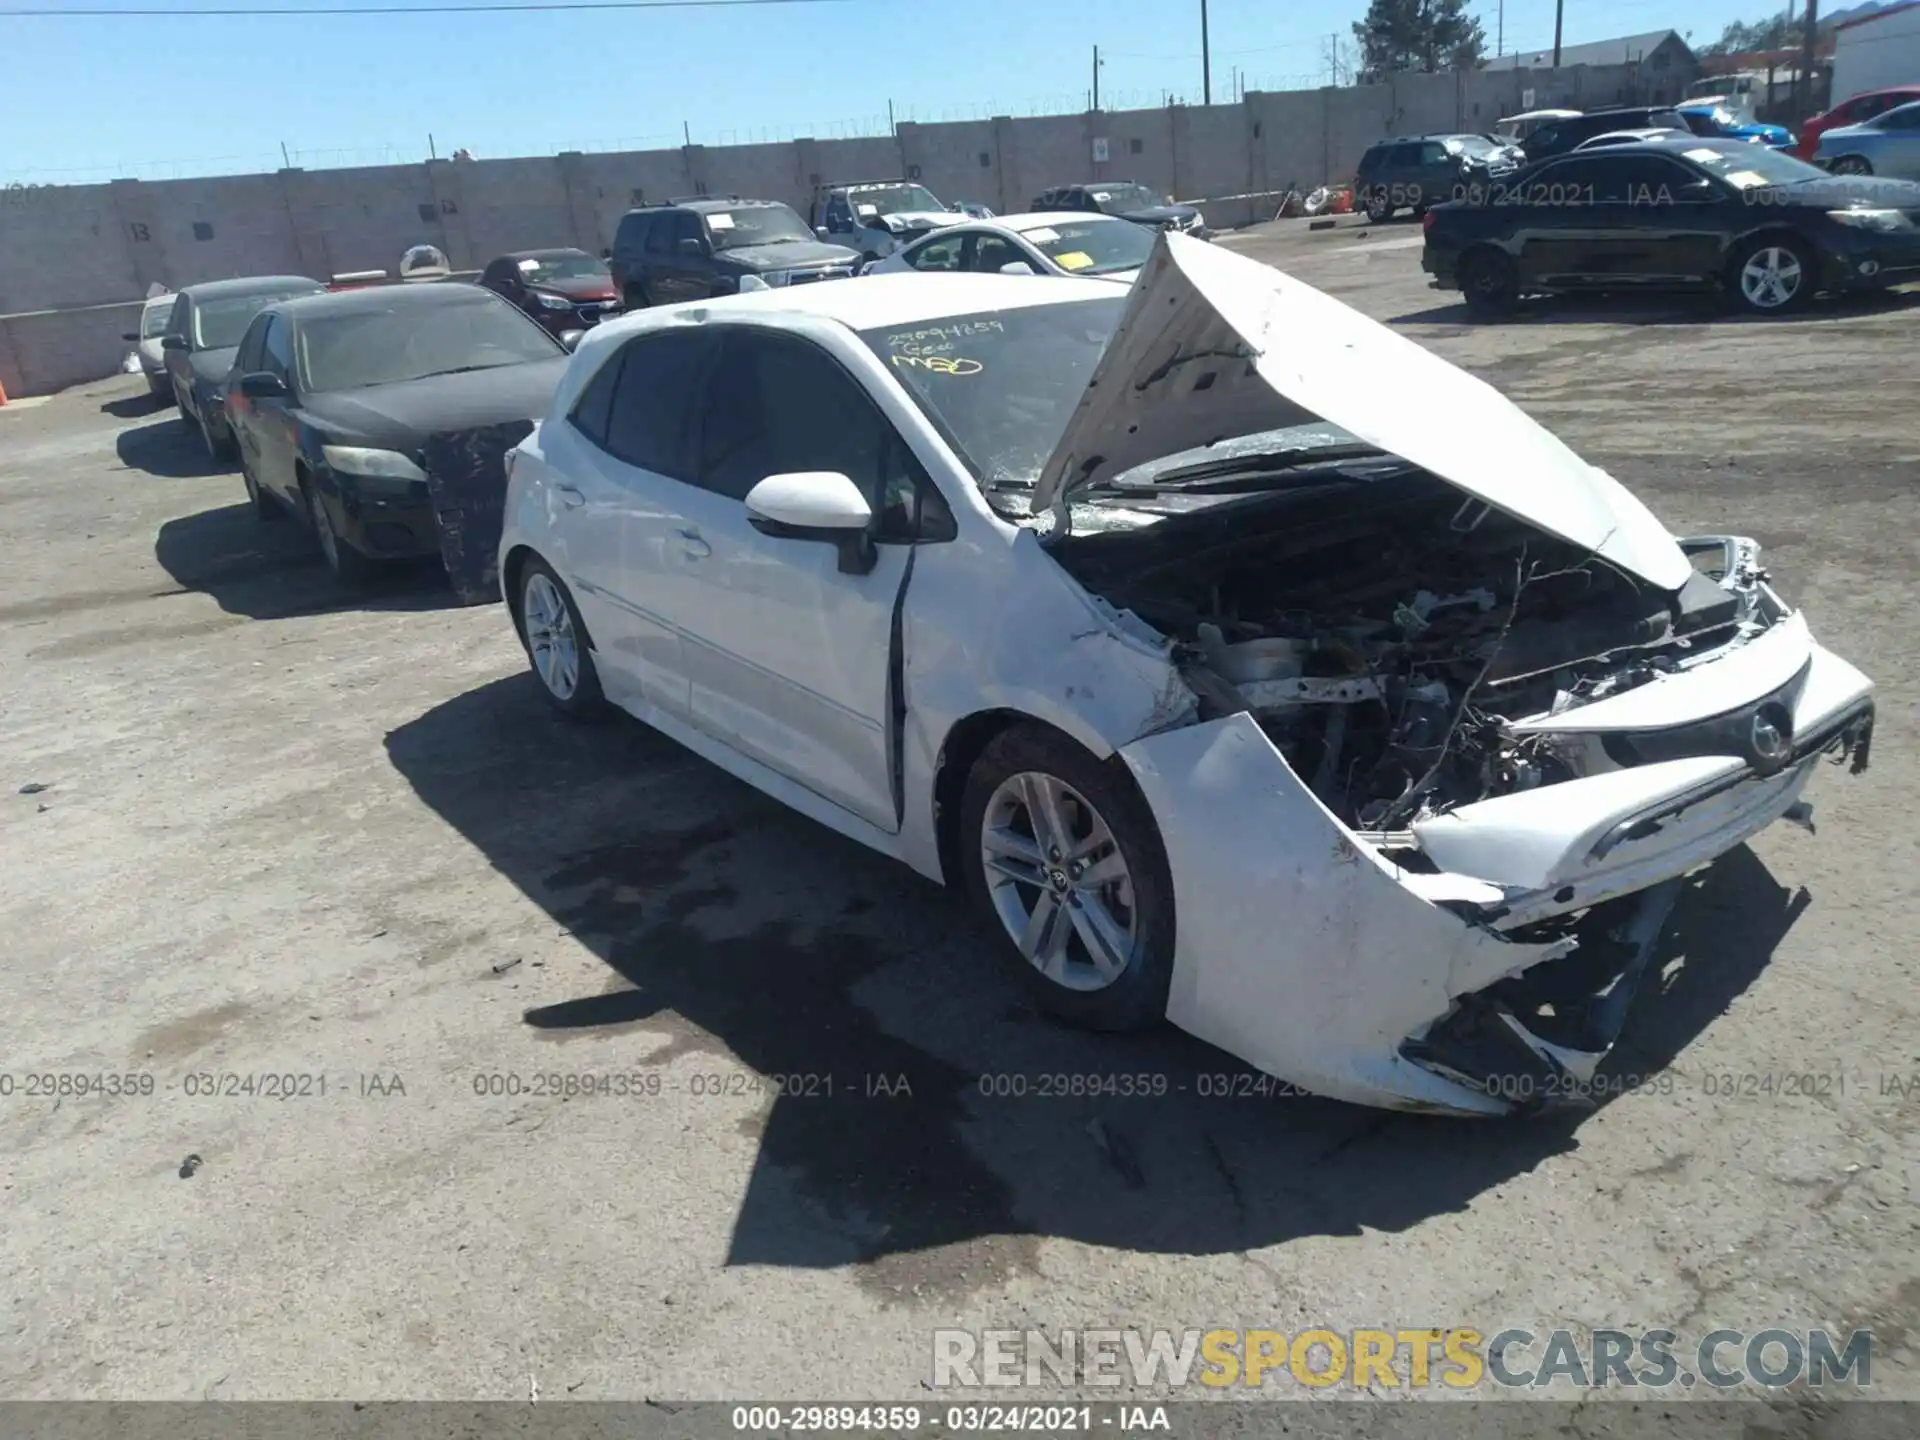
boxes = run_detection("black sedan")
[222,283,570,597]
[1422,137,1920,316]
[160,275,325,459]
[1031,182,1209,237]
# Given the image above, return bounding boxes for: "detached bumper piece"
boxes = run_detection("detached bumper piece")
[1400,878,1684,1113]
[421,422,534,606]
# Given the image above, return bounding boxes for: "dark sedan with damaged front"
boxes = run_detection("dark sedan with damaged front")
[223,282,569,600]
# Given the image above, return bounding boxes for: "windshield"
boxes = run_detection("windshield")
[1088,183,1165,214]
[1447,135,1502,158]
[707,204,815,250]
[193,287,315,349]
[1682,143,1828,186]
[515,252,608,284]
[861,297,1125,507]
[140,301,175,338]
[298,294,560,392]
[845,184,944,220]
[1020,219,1154,275]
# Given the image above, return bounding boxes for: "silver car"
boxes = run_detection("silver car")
[1815,98,1920,179]
[120,293,176,401]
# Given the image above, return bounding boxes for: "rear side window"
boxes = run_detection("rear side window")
[1358,146,1386,169]
[644,213,675,255]
[601,330,710,478]
[617,212,652,255]
[570,347,623,445]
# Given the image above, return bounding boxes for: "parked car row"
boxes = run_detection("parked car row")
[132,199,1877,1119]
[1420,135,1920,317]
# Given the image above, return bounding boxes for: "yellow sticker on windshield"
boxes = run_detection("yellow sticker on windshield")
[1724,170,1767,187]
[1054,251,1094,271]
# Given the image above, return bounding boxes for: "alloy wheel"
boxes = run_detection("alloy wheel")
[523,572,580,702]
[1739,247,1803,309]
[978,771,1139,992]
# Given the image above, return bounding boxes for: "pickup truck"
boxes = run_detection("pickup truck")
[808,179,968,261]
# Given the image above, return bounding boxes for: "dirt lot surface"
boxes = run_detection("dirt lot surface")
[2,224,1916,1404]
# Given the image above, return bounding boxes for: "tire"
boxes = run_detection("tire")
[303,476,372,584]
[240,452,279,521]
[1459,249,1519,317]
[1829,154,1872,176]
[1729,235,1813,315]
[959,724,1174,1032]
[516,557,608,720]
[199,407,237,463]
[1365,190,1393,224]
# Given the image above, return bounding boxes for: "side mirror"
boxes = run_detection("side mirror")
[558,329,585,352]
[814,225,831,241]
[744,471,877,574]
[237,371,288,400]
[161,335,188,352]
[999,261,1037,276]
[677,237,705,257]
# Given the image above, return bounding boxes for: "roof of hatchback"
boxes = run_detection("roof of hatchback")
[181,275,322,298]
[588,269,1121,341]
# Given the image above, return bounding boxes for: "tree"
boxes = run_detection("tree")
[1698,12,1806,57]
[1351,0,1488,81]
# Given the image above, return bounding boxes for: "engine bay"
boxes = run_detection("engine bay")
[1052,467,1768,830]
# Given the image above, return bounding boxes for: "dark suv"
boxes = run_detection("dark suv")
[608,197,862,308]
[1354,135,1524,222]
[1520,106,1688,162]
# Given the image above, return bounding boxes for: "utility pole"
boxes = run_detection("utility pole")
[1799,0,1818,119]
[1200,0,1212,104]
[1092,44,1100,110]
[1497,0,1504,57]
[1552,0,1564,67]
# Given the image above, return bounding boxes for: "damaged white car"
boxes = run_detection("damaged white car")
[497,234,1874,1116]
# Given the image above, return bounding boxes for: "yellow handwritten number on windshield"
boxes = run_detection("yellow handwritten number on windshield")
[892,354,983,376]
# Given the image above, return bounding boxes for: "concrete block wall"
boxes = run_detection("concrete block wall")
[0,60,1680,397]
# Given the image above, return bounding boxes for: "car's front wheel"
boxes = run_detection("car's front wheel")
[304,477,372,584]
[1365,190,1393,224]
[960,724,1174,1031]
[517,558,607,719]
[1730,236,1812,315]
[199,408,237,462]
[1829,154,1872,176]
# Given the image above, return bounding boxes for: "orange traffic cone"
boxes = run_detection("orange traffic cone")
[0,377,9,406]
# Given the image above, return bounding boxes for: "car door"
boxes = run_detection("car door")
[546,327,712,721]
[1504,156,1630,286]
[652,211,711,302]
[1413,140,1455,207]
[1870,103,1920,179]
[225,316,270,474]
[901,229,968,272]
[1604,154,1730,281]
[967,231,1036,276]
[247,314,304,504]
[665,326,927,831]
[162,295,192,408]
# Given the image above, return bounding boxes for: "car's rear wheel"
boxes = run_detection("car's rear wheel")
[960,724,1174,1032]
[1730,236,1812,315]
[304,477,371,584]
[1829,154,1872,176]
[1460,249,1520,316]
[517,558,607,719]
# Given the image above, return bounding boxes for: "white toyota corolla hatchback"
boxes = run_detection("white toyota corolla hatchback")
[496,234,1874,1116]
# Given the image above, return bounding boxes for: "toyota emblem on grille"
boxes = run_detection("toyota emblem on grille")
[1749,704,1792,773]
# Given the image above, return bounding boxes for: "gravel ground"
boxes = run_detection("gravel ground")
[1,223,1915,1406]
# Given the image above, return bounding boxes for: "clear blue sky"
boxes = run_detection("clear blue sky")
[1,0,1768,184]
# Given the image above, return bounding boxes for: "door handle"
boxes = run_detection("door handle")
[674,528,711,560]
[555,483,585,509]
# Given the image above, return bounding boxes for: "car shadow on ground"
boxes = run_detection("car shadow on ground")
[1392,286,1920,328]
[99,391,171,421]
[113,414,232,479]
[384,674,1808,1287]
[154,502,465,620]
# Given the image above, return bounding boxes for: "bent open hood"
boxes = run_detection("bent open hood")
[1033,233,1691,591]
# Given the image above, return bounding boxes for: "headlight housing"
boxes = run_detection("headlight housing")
[1828,207,1915,233]
[322,445,428,491]
[534,292,572,311]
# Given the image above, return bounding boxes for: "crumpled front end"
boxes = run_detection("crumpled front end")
[420,420,536,605]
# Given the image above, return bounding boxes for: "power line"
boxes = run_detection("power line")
[0,0,847,14]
